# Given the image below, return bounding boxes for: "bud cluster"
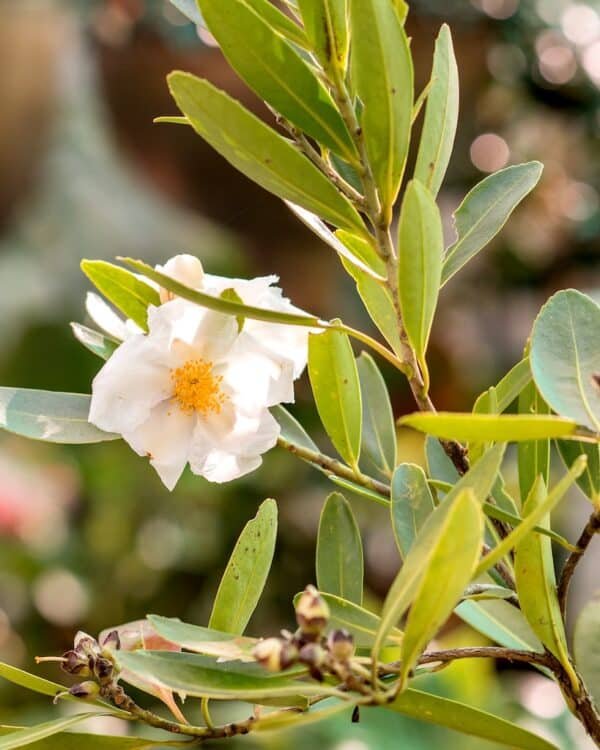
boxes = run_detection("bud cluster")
[41,629,121,702]
[253,585,355,682]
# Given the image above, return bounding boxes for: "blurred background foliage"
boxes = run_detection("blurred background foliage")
[0,0,598,747]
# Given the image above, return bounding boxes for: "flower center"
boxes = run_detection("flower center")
[170,359,226,415]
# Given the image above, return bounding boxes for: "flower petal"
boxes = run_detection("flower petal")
[123,400,195,491]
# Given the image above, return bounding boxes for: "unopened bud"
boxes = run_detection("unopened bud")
[327,629,355,661]
[253,638,298,672]
[94,656,114,682]
[295,586,329,637]
[69,681,100,700]
[298,642,326,681]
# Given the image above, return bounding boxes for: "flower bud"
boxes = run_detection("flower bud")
[327,629,355,662]
[69,681,100,700]
[298,642,326,681]
[101,629,121,652]
[94,656,114,682]
[295,586,329,637]
[253,638,298,672]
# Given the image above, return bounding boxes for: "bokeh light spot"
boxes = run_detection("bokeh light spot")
[470,133,510,172]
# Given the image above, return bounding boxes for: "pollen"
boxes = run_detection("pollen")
[170,359,226,416]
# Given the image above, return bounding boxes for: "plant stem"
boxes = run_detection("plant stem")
[558,509,600,619]
[277,436,390,501]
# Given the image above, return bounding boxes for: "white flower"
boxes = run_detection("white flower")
[89,258,312,489]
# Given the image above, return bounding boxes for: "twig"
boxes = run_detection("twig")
[558,510,600,619]
[277,436,391,500]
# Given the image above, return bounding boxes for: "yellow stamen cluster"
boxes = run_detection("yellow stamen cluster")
[170,359,226,416]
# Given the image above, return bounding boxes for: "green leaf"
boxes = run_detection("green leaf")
[456,598,542,652]
[0,729,178,750]
[121,258,321,328]
[399,489,484,685]
[518,381,550,502]
[414,24,459,198]
[308,328,362,468]
[0,715,104,750]
[316,493,363,604]
[0,662,126,717]
[442,162,543,285]
[476,457,586,578]
[391,463,435,559]
[531,289,600,433]
[400,412,578,442]
[398,180,444,388]
[387,689,558,750]
[0,389,117,445]
[293,591,402,648]
[147,616,256,661]
[482,500,578,552]
[473,358,532,416]
[425,436,459,485]
[167,73,365,234]
[335,229,387,277]
[357,353,396,479]
[557,439,600,505]
[198,0,355,159]
[209,499,278,635]
[271,405,319,453]
[349,0,413,218]
[243,0,310,49]
[70,323,118,361]
[514,477,579,690]
[340,258,403,357]
[298,0,349,71]
[80,260,160,332]
[254,697,351,733]
[117,651,336,701]
[574,594,600,706]
[445,443,506,506]
[325,475,389,507]
[461,583,515,602]
[169,0,202,25]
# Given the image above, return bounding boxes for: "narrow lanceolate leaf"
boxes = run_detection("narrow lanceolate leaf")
[316,493,363,604]
[387,689,558,750]
[148,616,257,662]
[209,499,277,635]
[341,257,403,356]
[293,591,403,648]
[349,0,413,217]
[514,478,579,691]
[198,0,355,159]
[574,594,600,706]
[414,24,459,197]
[0,715,105,750]
[271,405,319,453]
[398,180,444,388]
[518,381,550,502]
[308,328,362,468]
[298,0,349,72]
[425,436,460,485]
[240,0,310,49]
[167,73,365,234]
[0,389,117,445]
[456,598,542,652]
[357,353,396,479]
[81,260,160,331]
[473,358,532,416]
[476,457,586,577]
[122,258,321,328]
[71,323,118,361]
[400,412,578,442]
[531,289,600,433]
[391,463,435,559]
[399,490,484,685]
[117,651,335,701]
[557,439,600,505]
[287,205,385,281]
[442,162,543,285]
[444,443,505,506]
[0,729,180,749]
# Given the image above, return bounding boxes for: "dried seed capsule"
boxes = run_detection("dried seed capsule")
[327,629,355,661]
[69,681,100,700]
[253,638,298,672]
[295,585,329,637]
